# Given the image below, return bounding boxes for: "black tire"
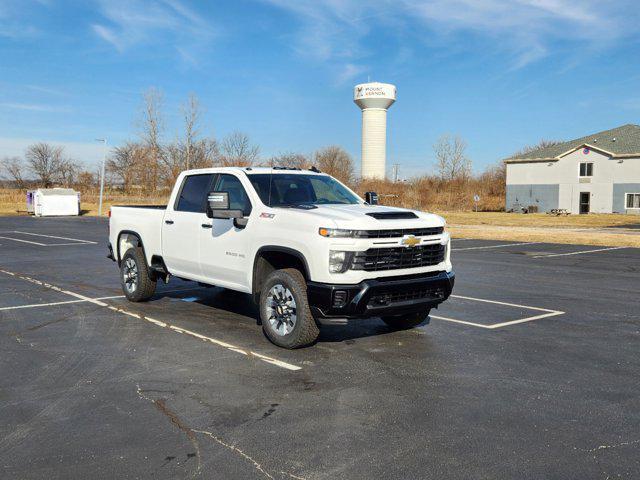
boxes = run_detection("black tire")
[381,310,430,330]
[259,268,319,349]
[120,247,157,302]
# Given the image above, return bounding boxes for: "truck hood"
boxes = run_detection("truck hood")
[286,204,445,230]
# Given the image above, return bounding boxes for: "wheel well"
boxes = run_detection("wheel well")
[117,231,143,265]
[253,248,309,302]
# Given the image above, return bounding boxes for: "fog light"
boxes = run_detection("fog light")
[333,290,348,307]
[329,250,349,273]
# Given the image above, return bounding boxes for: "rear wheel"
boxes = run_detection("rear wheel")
[120,247,156,302]
[260,268,319,349]
[381,310,430,330]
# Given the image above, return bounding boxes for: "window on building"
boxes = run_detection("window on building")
[579,162,593,177]
[626,193,640,209]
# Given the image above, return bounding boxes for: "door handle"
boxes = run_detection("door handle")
[165,220,174,225]
[201,223,212,229]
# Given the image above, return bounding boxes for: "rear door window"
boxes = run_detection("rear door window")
[175,174,215,212]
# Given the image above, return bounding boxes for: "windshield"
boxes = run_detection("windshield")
[247,173,361,207]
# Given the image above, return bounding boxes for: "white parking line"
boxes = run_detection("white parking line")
[0,299,87,311]
[0,288,208,313]
[452,242,540,251]
[0,236,48,246]
[531,246,628,259]
[0,269,301,371]
[0,235,94,247]
[430,294,564,329]
[13,231,97,245]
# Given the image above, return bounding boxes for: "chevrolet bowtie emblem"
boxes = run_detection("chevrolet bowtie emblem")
[400,235,420,247]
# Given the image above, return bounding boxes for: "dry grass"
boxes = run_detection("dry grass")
[449,225,640,248]
[438,211,640,229]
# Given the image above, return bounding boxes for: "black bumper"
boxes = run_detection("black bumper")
[307,271,454,320]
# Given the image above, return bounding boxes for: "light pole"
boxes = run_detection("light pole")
[96,138,107,217]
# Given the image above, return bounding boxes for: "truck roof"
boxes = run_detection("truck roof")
[180,166,326,176]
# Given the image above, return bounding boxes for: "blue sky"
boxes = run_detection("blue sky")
[1,0,640,177]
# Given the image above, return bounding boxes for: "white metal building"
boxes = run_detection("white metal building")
[27,188,80,217]
[505,124,640,214]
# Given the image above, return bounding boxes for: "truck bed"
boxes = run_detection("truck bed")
[109,205,167,264]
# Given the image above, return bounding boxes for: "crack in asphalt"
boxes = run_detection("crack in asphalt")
[135,385,307,480]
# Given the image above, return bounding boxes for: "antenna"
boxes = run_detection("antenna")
[392,163,400,182]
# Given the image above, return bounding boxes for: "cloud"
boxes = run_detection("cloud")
[262,0,638,71]
[92,0,216,64]
[0,102,71,113]
[335,63,367,85]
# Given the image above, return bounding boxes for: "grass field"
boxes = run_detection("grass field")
[439,211,640,228]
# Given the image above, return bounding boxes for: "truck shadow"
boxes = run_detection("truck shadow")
[153,283,416,344]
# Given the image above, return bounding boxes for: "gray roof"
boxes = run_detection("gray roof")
[506,124,640,162]
[37,188,78,196]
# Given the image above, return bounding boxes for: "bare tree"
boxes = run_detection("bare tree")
[25,143,65,187]
[511,139,564,158]
[433,134,471,181]
[1,156,27,189]
[181,93,201,171]
[219,132,260,167]
[57,158,80,187]
[314,146,354,184]
[190,138,218,169]
[76,171,96,191]
[107,142,146,191]
[269,152,310,169]
[139,88,164,191]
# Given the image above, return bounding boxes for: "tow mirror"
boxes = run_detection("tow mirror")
[206,191,247,228]
[365,191,379,205]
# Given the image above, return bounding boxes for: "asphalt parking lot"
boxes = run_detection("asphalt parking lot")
[1,216,638,479]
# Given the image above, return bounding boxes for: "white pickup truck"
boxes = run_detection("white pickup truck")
[108,167,454,348]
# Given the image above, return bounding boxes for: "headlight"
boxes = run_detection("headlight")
[329,250,350,273]
[319,228,356,238]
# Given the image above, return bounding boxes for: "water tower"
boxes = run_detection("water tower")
[354,82,396,179]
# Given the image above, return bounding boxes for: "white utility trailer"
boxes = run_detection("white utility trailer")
[27,188,80,217]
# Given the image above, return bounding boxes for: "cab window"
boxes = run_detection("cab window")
[175,174,215,212]
[215,174,252,216]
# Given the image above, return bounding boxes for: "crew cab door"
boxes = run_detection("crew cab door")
[199,173,253,291]
[162,173,215,279]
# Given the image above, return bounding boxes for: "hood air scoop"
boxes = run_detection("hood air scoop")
[366,211,418,220]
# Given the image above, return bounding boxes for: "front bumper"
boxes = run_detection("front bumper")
[307,270,455,321]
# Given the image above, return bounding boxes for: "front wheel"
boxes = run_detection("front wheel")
[381,310,430,330]
[259,268,319,349]
[120,247,157,302]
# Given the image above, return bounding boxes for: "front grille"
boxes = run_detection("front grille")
[368,285,446,307]
[350,243,446,271]
[354,227,444,239]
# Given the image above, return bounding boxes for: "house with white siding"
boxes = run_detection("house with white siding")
[505,124,640,214]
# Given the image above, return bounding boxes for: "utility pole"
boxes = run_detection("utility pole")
[392,163,400,182]
[96,138,107,217]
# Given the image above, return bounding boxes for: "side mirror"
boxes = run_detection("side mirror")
[207,191,247,226]
[365,191,379,205]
